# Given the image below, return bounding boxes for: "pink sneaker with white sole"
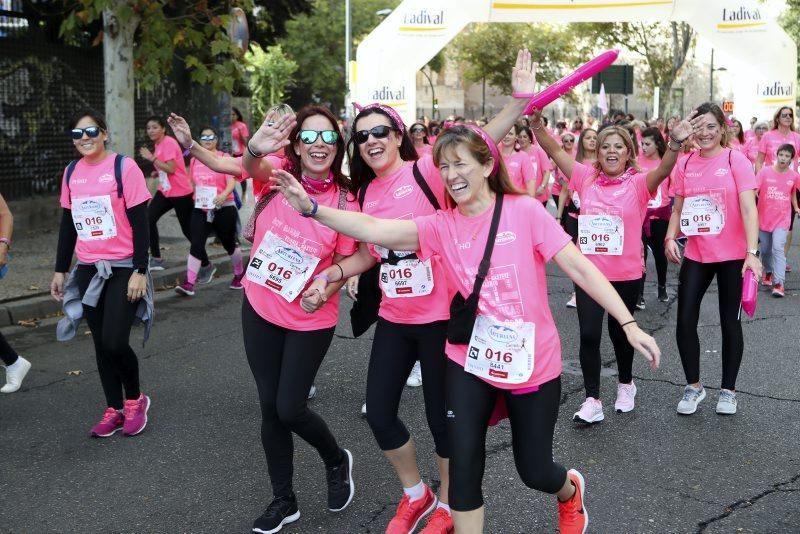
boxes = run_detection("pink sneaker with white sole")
[122,393,150,436]
[91,407,124,438]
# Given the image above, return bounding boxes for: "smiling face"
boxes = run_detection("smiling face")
[437,142,493,208]
[294,114,338,180]
[410,124,426,142]
[517,129,531,149]
[694,112,723,150]
[355,113,402,176]
[199,128,218,151]
[146,120,165,143]
[731,121,741,136]
[72,115,108,159]
[501,128,516,148]
[597,133,630,176]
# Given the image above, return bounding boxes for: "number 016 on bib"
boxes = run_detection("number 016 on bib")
[465,316,535,384]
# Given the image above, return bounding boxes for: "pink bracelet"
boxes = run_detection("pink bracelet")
[512,92,535,99]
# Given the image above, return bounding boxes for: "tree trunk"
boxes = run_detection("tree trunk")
[103,2,140,156]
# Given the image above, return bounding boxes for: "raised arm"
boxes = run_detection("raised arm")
[242,111,297,182]
[530,109,575,180]
[483,49,536,143]
[168,113,242,176]
[646,115,697,193]
[272,169,420,251]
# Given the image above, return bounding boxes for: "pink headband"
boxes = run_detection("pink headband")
[462,124,501,174]
[353,102,406,133]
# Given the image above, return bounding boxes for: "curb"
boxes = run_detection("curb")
[0,247,250,327]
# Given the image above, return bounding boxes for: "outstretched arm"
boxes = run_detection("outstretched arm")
[646,114,697,193]
[168,113,242,176]
[483,49,536,143]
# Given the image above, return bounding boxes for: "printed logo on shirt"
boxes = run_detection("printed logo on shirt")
[686,172,702,178]
[98,173,114,183]
[274,246,304,265]
[72,178,88,185]
[488,324,519,344]
[365,200,379,209]
[495,231,517,245]
[714,168,729,176]
[394,185,414,199]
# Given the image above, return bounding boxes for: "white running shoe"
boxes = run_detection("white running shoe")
[614,382,637,413]
[308,385,317,400]
[677,385,706,415]
[360,403,367,417]
[406,361,422,387]
[715,389,737,415]
[2,356,31,393]
[573,397,604,424]
[566,293,577,308]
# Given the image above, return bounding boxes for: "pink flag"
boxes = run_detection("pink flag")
[598,83,609,117]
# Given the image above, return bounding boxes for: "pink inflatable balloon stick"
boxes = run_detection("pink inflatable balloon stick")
[523,49,620,115]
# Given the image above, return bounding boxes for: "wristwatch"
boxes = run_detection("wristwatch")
[136,267,148,274]
[747,249,760,258]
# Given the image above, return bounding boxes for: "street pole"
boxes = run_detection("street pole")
[345,0,351,118]
[421,68,436,120]
[482,77,486,118]
[709,48,714,102]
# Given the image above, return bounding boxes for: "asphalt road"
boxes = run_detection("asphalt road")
[1,248,799,534]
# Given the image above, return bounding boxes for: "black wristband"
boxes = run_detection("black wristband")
[620,320,637,328]
[247,140,264,159]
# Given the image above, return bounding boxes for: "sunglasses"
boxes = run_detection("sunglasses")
[563,138,575,143]
[70,126,103,140]
[780,113,794,118]
[410,127,426,133]
[354,125,393,145]
[298,130,338,145]
[199,134,217,141]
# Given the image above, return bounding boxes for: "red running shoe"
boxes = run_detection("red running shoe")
[419,506,454,533]
[386,485,437,534]
[90,407,124,438]
[772,283,785,298]
[122,393,150,436]
[558,469,588,534]
[761,273,773,287]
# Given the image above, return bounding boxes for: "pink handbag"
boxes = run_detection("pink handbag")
[740,268,758,319]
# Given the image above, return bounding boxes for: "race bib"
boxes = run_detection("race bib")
[379,258,435,298]
[680,193,725,235]
[647,186,663,208]
[578,214,624,255]
[71,195,117,241]
[158,170,171,192]
[194,185,217,210]
[465,315,534,384]
[246,232,321,302]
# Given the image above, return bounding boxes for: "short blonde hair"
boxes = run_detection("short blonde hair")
[594,126,641,174]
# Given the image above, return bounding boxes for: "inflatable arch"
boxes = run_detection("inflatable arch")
[353,0,796,123]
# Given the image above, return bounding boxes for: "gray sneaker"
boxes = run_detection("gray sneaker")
[716,389,737,415]
[149,257,165,271]
[677,385,706,415]
[197,263,217,284]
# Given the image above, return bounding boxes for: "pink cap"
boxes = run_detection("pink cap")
[353,102,406,134]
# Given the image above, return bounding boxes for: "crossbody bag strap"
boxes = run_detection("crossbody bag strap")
[468,192,504,298]
[412,162,442,210]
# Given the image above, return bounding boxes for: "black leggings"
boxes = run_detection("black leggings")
[446,361,566,511]
[365,318,450,458]
[677,258,744,390]
[642,219,669,290]
[148,191,193,257]
[75,264,141,409]
[241,297,343,498]
[0,331,19,366]
[189,206,238,262]
[575,279,640,399]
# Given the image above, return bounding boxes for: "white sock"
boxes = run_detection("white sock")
[436,502,451,514]
[403,481,426,502]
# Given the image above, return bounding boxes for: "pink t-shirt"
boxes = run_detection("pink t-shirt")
[362,156,450,324]
[60,154,152,264]
[728,138,743,152]
[190,152,234,204]
[502,150,536,192]
[154,136,192,197]
[415,195,571,390]
[231,120,249,156]
[243,185,359,331]
[743,138,760,165]
[673,148,757,263]
[745,130,755,141]
[524,145,553,202]
[415,144,433,157]
[758,129,800,168]
[639,156,670,209]
[569,162,653,281]
[756,166,800,232]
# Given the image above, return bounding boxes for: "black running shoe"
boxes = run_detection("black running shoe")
[326,448,355,512]
[658,285,669,302]
[252,494,300,534]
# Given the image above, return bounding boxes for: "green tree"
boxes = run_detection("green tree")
[571,22,694,117]
[453,23,581,94]
[278,0,402,110]
[245,43,298,124]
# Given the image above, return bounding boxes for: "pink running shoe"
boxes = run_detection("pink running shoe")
[122,393,151,436]
[614,382,637,413]
[91,407,124,438]
[175,281,195,296]
[230,273,244,290]
[573,398,604,424]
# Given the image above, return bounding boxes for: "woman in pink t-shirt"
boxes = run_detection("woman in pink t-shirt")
[534,112,693,425]
[743,121,768,166]
[51,109,152,438]
[755,143,800,296]
[728,119,745,151]
[756,106,800,173]
[409,122,433,157]
[231,107,250,201]
[219,106,357,532]
[139,116,193,272]
[272,124,661,534]
[499,127,536,193]
[173,125,244,297]
[516,124,553,206]
[638,127,671,305]
[665,102,761,416]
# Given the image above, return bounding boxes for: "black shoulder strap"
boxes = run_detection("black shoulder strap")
[65,160,78,187]
[412,162,441,211]
[358,181,369,210]
[468,193,504,299]
[114,154,125,199]
[683,151,696,174]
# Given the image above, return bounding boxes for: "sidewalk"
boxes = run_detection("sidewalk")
[0,195,255,326]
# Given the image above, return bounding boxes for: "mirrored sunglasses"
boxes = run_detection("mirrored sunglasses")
[70,126,103,140]
[298,130,338,145]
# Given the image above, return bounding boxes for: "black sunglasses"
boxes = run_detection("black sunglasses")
[780,112,794,118]
[410,126,426,134]
[354,125,393,145]
[298,130,338,145]
[70,126,103,140]
[199,134,217,141]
